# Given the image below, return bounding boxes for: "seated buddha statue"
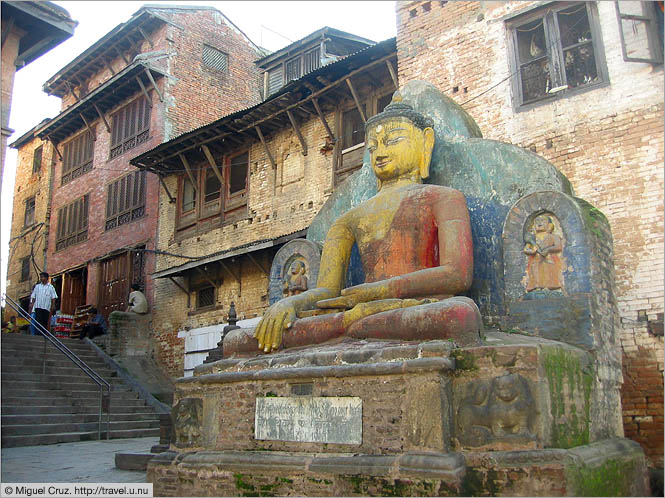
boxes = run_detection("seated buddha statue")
[224,95,482,356]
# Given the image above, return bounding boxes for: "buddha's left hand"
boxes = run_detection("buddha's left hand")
[316,280,392,309]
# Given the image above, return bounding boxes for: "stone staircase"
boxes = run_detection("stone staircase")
[1,334,161,447]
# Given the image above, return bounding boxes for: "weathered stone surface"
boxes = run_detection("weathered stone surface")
[255,397,362,444]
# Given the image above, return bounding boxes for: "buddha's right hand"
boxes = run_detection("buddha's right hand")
[253,300,297,353]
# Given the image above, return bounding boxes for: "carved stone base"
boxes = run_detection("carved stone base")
[153,333,648,496]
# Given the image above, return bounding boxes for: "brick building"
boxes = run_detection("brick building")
[1,1,76,193]
[5,5,262,320]
[395,0,663,468]
[130,30,397,376]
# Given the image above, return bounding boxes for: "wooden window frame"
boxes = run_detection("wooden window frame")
[105,170,147,231]
[20,256,30,282]
[61,128,95,185]
[266,46,323,97]
[175,161,225,234]
[334,87,395,186]
[55,194,89,252]
[32,145,43,175]
[202,43,229,73]
[224,150,249,214]
[23,196,36,228]
[506,2,609,111]
[110,94,151,160]
[195,285,216,310]
[615,1,663,64]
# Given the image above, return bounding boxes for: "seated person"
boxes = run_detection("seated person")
[80,308,108,339]
[4,316,18,334]
[127,284,148,314]
[225,96,482,356]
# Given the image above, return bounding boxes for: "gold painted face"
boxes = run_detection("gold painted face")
[366,118,434,185]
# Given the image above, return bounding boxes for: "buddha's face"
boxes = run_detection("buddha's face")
[366,118,433,183]
[534,216,550,232]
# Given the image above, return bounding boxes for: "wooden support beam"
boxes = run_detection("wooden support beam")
[247,253,269,276]
[79,113,96,141]
[168,277,190,307]
[46,136,62,161]
[385,59,399,89]
[346,78,366,123]
[93,103,111,133]
[255,126,277,169]
[158,174,176,203]
[137,26,154,48]
[179,154,198,191]
[286,110,307,156]
[135,76,153,108]
[144,68,164,102]
[103,57,116,75]
[220,261,240,283]
[66,82,81,102]
[2,16,15,50]
[195,266,217,289]
[112,46,129,64]
[201,144,224,185]
[312,98,335,141]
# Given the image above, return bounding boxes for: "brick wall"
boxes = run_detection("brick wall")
[396,0,663,466]
[5,136,54,309]
[152,109,341,376]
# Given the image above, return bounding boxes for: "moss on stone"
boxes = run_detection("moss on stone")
[234,473,256,492]
[542,346,593,448]
[460,468,500,496]
[568,458,634,496]
[452,349,477,373]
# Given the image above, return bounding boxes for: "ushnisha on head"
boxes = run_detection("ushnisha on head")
[364,93,435,187]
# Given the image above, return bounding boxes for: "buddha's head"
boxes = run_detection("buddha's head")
[365,94,435,188]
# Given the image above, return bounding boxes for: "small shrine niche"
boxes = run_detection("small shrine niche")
[522,211,566,297]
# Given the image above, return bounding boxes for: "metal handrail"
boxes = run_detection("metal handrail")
[3,294,111,440]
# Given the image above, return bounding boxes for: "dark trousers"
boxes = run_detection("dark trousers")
[33,308,50,334]
[80,323,104,339]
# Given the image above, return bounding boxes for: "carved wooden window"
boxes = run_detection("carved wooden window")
[20,257,30,282]
[32,145,43,174]
[176,161,225,234]
[225,150,248,213]
[24,196,35,228]
[105,170,146,231]
[336,90,394,185]
[285,57,301,84]
[62,129,94,185]
[202,44,228,72]
[110,95,151,159]
[508,2,608,109]
[615,1,663,63]
[55,194,89,252]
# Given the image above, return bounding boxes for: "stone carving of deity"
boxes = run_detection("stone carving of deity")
[524,214,563,292]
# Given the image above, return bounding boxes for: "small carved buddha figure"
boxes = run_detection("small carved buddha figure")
[283,260,308,297]
[524,214,563,291]
[224,95,482,356]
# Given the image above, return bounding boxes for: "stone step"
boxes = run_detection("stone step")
[2,412,160,425]
[1,380,129,392]
[1,428,160,448]
[2,365,117,377]
[1,355,108,368]
[1,419,159,437]
[2,372,125,384]
[115,453,155,471]
[0,338,96,351]
[1,396,76,406]
[1,404,155,416]
[1,388,135,400]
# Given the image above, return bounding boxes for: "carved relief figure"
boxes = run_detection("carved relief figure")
[457,374,535,447]
[283,259,308,297]
[224,95,482,356]
[172,398,203,447]
[524,214,563,291]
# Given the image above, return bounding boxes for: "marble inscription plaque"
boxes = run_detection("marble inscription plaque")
[255,396,362,444]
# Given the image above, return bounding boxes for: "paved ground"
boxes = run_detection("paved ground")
[1,437,159,483]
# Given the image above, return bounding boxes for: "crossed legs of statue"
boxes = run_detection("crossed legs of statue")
[223,296,482,357]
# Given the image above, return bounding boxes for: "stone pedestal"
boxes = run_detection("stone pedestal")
[148,333,648,496]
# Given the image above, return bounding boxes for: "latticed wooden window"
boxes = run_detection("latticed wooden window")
[24,196,35,227]
[202,44,228,72]
[196,286,215,309]
[32,145,43,174]
[62,130,94,185]
[285,57,301,83]
[303,48,320,74]
[105,170,147,231]
[110,95,151,159]
[55,194,89,252]
[267,66,283,96]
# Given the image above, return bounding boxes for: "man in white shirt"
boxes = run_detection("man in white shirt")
[127,284,148,314]
[30,272,58,335]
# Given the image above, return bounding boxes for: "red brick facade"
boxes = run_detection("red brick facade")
[395,0,663,467]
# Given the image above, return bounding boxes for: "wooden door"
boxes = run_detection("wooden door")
[99,252,130,320]
[60,270,86,315]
